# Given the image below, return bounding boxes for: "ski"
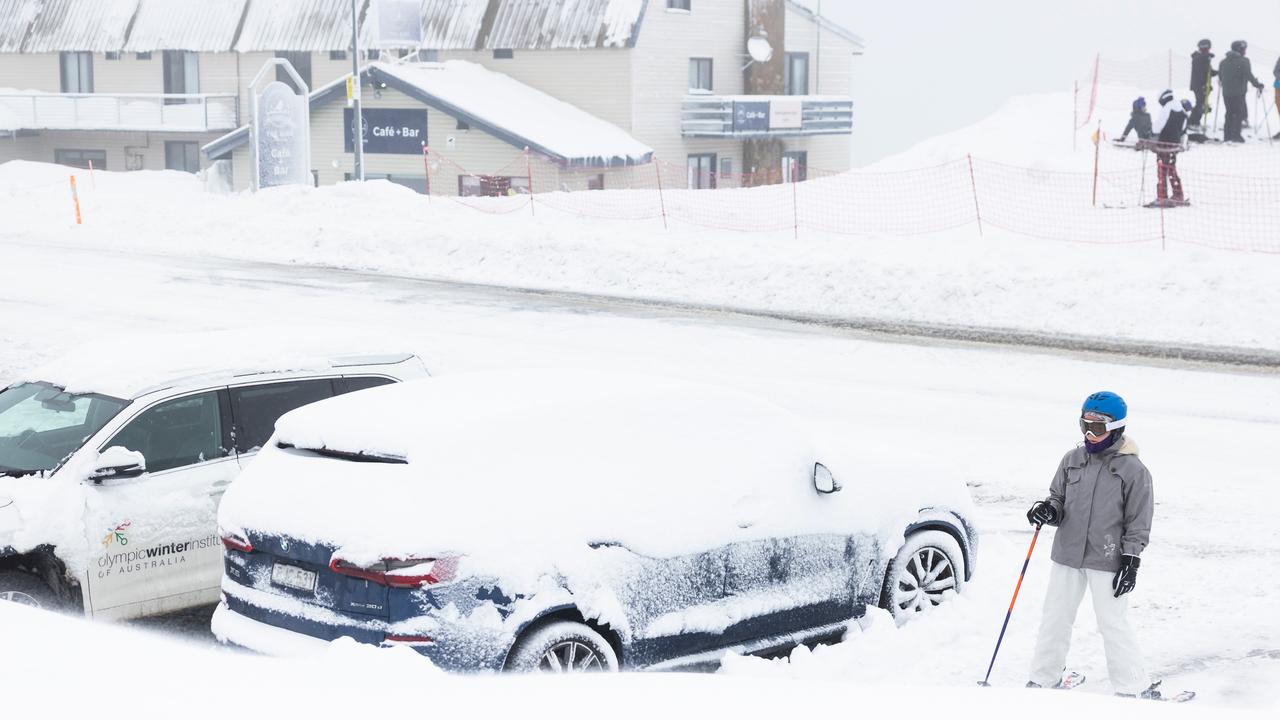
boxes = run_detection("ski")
[1163,690,1197,703]
[1144,198,1191,209]
[1056,670,1086,690]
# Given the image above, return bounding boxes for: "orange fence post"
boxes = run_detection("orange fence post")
[967,154,983,237]
[69,175,82,225]
[524,146,535,217]
[654,158,668,230]
[421,145,431,201]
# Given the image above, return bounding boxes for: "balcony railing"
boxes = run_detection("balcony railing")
[0,93,239,133]
[681,95,853,138]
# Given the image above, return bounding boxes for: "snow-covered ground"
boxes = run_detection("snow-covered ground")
[1,240,1278,712]
[4,82,1280,352]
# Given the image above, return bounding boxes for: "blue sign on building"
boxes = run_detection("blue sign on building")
[344,108,428,154]
[732,101,770,132]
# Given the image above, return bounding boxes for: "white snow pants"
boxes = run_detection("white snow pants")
[1029,561,1148,694]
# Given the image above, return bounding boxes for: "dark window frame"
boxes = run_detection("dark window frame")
[135,51,152,60]
[329,50,348,61]
[59,51,93,93]
[782,150,808,183]
[687,153,716,189]
[784,52,810,95]
[54,148,106,170]
[493,49,514,60]
[667,0,692,10]
[458,174,531,197]
[688,57,713,92]
[274,51,313,93]
[103,389,233,474]
[164,141,200,173]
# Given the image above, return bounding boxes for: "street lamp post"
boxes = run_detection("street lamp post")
[350,0,365,181]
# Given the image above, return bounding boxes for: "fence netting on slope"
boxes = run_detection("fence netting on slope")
[414,143,1280,253]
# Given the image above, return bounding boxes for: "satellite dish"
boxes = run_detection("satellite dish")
[747,35,773,63]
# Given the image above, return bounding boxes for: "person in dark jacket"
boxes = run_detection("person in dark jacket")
[1026,392,1158,698]
[1219,40,1265,142]
[1119,96,1153,142]
[1189,38,1216,130]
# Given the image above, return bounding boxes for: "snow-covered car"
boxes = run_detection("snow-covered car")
[213,370,976,671]
[0,342,429,619]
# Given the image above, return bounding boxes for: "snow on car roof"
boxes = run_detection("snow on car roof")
[19,329,419,400]
[222,369,838,565]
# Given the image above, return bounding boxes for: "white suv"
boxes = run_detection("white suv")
[0,348,428,619]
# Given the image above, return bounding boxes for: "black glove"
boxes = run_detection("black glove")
[1113,555,1140,597]
[1025,501,1058,526]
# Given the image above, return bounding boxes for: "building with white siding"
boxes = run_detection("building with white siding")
[0,0,862,193]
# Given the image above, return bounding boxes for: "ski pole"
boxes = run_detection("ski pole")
[978,523,1042,687]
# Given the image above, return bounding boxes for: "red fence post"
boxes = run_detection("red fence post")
[653,157,668,230]
[524,146,535,217]
[967,154,984,237]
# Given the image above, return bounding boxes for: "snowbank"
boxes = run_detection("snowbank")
[0,601,1269,719]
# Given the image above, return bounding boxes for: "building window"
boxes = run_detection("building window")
[588,174,604,191]
[784,52,809,95]
[782,151,807,183]
[667,0,691,10]
[719,157,733,178]
[163,50,200,104]
[458,175,530,196]
[136,51,152,60]
[493,49,514,59]
[421,49,440,62]
[329,50,348,61]
[165,141,200,173]
[275,51,312,93]
[105,51,120,61]
[456,119,470,131]
[54,149,106,170]
[59,52,93,93]
[688,57,712,92]
[687,153,716,189]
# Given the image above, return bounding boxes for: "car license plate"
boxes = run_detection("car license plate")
[271,562,317,592]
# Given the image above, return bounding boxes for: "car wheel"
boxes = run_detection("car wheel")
[880,529,966,624]
[0,570,62,610]
[506,620,619,673]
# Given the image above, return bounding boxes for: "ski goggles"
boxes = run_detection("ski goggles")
[1079,416,1126,436]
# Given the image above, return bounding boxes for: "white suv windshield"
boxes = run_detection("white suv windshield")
[0,382,129,476]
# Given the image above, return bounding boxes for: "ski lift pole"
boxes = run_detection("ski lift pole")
[421,145,432,201]
[1091,120,1101,208]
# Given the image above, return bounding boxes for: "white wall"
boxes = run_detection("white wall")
[0,128,221,171]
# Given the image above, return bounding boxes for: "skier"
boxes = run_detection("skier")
[1118,97,1152,142]
[1025,391,1158,698]
[1145,91,1191,206]
[1188,39,1216,138]
[1273,54,1280,140]
[1219,40,1265,142]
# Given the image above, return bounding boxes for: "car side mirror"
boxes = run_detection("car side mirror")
[89,446,147,484]
[813,462,841,494]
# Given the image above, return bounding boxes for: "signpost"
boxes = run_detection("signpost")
[249,60,310,190]
[732,101,770,132]
[770,98,803,130]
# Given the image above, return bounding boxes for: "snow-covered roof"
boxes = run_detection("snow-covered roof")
[23,330,422,399]
[204,61,653,167]
[0,0,43,53]
[233,0,368,53]
[481,0,645,50]
[123,0,248,53]
[18,0,139,53]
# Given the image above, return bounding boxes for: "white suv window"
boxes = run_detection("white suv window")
[106,391,229,473]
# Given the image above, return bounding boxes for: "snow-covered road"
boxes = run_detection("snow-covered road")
[2,239,1278,710]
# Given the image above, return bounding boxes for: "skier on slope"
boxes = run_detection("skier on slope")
[1118,97,1153,143]
[1219,40,1265,142]
[1025,392,1160,699]
[1188,39,1216,138]
[1272,54,1280,140]
[1145,91,1191,206]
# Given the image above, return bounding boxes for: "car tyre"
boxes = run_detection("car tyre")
[880,529,965,625]
[0,570,63,611]
[506,620,619,673]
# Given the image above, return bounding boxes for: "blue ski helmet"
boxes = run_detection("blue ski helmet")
[1132,96,1146,111]
[1082,391,1127,422]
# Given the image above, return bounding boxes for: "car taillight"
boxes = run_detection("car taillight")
[220,529,254,553]
[383,634,435,646]
[328,556,458,588]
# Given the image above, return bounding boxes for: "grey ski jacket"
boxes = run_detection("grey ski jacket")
[1219,51,1261,97]
[1041,435,1154,573]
